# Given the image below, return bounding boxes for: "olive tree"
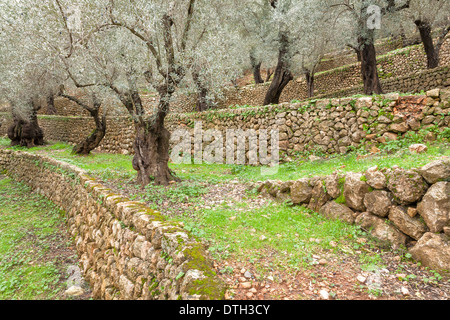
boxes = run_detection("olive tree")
[0,1,63,147]
[404,0,450,68]
[34,0,244,185]
[328,0,412,95]
[231,0,332,105]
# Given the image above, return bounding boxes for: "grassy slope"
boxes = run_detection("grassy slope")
[4,138,447,183]
[2,138,448,274]
[0,175,89,300]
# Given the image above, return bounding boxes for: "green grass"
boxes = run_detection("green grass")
[1,136,447,276]
[172,200,381,272]
[0,137,397,274]
[0,176,84,300]
[2,137,448,184]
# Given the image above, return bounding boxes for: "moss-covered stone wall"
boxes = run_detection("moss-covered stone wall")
[0,150,226,300]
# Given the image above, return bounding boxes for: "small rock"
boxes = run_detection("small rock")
[426,88,440,98]
[444,227,450,237]
[225,290,234,300]
[401,287,410,296]
[357,275,367,283]
[241,282,252,289]
[65,286,84,297]
[407,207,418,218]
[246,292,254,298]
[409,144,428,154]
[319,259,327,265]
[244,271,252,279]
[259,235,267,241]
[319,289,330,300]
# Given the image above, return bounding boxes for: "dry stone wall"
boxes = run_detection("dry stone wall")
[0,149,226,300]
[257,159,450,271]
[1,88,449,162]
[155,37,450,112]
[313,65,450,101]
[316,33,425,73]
[218,50,450,110]
[24,37,450,116]
[166,87,450,162]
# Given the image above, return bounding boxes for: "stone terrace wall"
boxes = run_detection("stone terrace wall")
[315,33,425,73]
[155,37,450,113]
[1,88,449,161]
[257,159,450,271]
[166,87,450,161]
[218,40,450,109]
[313,65,450,101]
[26,36,450,116]
[0,149,226,300]
[0,115,136,155]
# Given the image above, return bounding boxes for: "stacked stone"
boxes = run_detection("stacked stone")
[168,87,449,165]
[1,87,449,163]
[0,149,226,300]
[257,159,450,271]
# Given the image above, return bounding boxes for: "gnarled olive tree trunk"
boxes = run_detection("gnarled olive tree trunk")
[71,109,106,155]
[132,102,180,186]
[263,33,293,105]
[414,20,449,69]
[250,52,264,85]
[46,94,57,115]
[305,71,315,99]
[192,71,211,112]
[7,101,44,148]
[59,93,107,155]
[361,39,383,95]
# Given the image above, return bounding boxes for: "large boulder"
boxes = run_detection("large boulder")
[417,182,450,233]
[308,180,331,212]
[355,212,407,248]
[324,173,341,199]
[418,159,450,184]
[319,201,355,225]
[387,169,428,205]
[290,179,313,204]
[344,172,371,211]
[363,190,393,218]
[388,206,428,240]
[389,122,409,133]
[409,233,450,272]
[365,166,387,190]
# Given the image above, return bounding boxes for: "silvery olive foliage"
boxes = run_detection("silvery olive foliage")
[403,0,449,27]
[0,0,246,119]
[0,1,65,120]
[231,0,336,81]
